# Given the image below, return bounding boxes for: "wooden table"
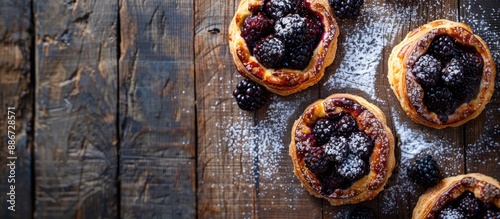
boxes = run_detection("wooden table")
[0,0,498,218]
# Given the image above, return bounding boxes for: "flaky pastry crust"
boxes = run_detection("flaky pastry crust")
[388,19,496,129]
[289,94,395,206]
[413,173,500,219]
[228,0,339,96]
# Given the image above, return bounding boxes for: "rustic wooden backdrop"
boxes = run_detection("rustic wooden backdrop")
[0,0,498,218]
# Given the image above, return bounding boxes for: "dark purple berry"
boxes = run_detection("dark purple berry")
[313,118,336,146]
[407,155,440,188]
[241,13,274,51]
[336,114,358,136]
[429,35,457,60]
[319,172,346,194]
[452,74,480,102]
[323,135,349,163]
[292,0,309,16]
[248,3,263,14]
[442,58,465,87]
[457,191,482,218]
[304,147,333,174]
[458,52,483,78]
[303,14,323,44]
[338,154,367,181]
[484,209,500,219]
[253,35,285,68]
[349,206,376,219]
[424,86,454,116]
[265,0,295,20]
[348,132,373,159]
[413,54,442,87]
[329,0,364,19]
[233,79,268,111]
[283,44,313,70]
[437,206,465,219]
[274,14,307,46]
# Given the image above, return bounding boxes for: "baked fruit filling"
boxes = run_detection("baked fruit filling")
[241,0,324,70]
[297,103,374,195]
[436,191,500,219]
[411,34,484,122]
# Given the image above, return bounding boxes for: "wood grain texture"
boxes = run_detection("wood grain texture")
[195,0,262,217]
[461,0,500,180]
[34,0,118,218]
[255,92,323,219]
[0,0,33,218]
[118,0,196,218]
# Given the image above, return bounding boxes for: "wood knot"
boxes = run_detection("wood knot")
[208,28,220,34]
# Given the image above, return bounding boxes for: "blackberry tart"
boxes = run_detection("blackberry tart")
[229,0,339,95]
[388,19,496,129]
[289,94,395,205]
[413,173,500,219]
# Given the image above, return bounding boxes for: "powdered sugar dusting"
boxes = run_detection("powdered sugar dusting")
[465,106,500,166]
[323,4,408,101]
[217,90,315,217]
[379,108,464,214]
[222,94,308,178]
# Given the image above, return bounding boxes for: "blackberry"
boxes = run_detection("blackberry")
[292,0,308,16]
[457,191,482,218]
[349,206,376,219]
[413,54,442,87]
[484,209,500,219]
[338,154,367,181]
[429,35,457,60]
[459,52,483,77]
[329,0,364,19]
[442,58,465,87]
[283,44,313,70]
[336,114,359,136]
[248,3,263,14]
[438,206,465,219]
[303,14,323,44]
[452,75,480,102]
[241,13,274,51]
[407,155,440,188]
[265,0,295,20]
[424,86,454,115]
[253,35,285,69]
[319,172,346,194]
[233,79,268,111]
[274,14,307,46]
[324,135,349,163]
[348,131,373,159]
[313,118,337,146]
[304,147,333,174]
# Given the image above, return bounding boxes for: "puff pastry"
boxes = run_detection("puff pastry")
[388,19,496,129]
[413,173,500,219]
[228,0,339,96]
[289,93,395,206]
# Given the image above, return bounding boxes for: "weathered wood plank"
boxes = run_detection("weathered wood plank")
[118,0,196,218]
[194,0,262,217]
[461,0,500,179]
[255,92,323,219]
[34,0,118,218]
[0,0,33,218]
